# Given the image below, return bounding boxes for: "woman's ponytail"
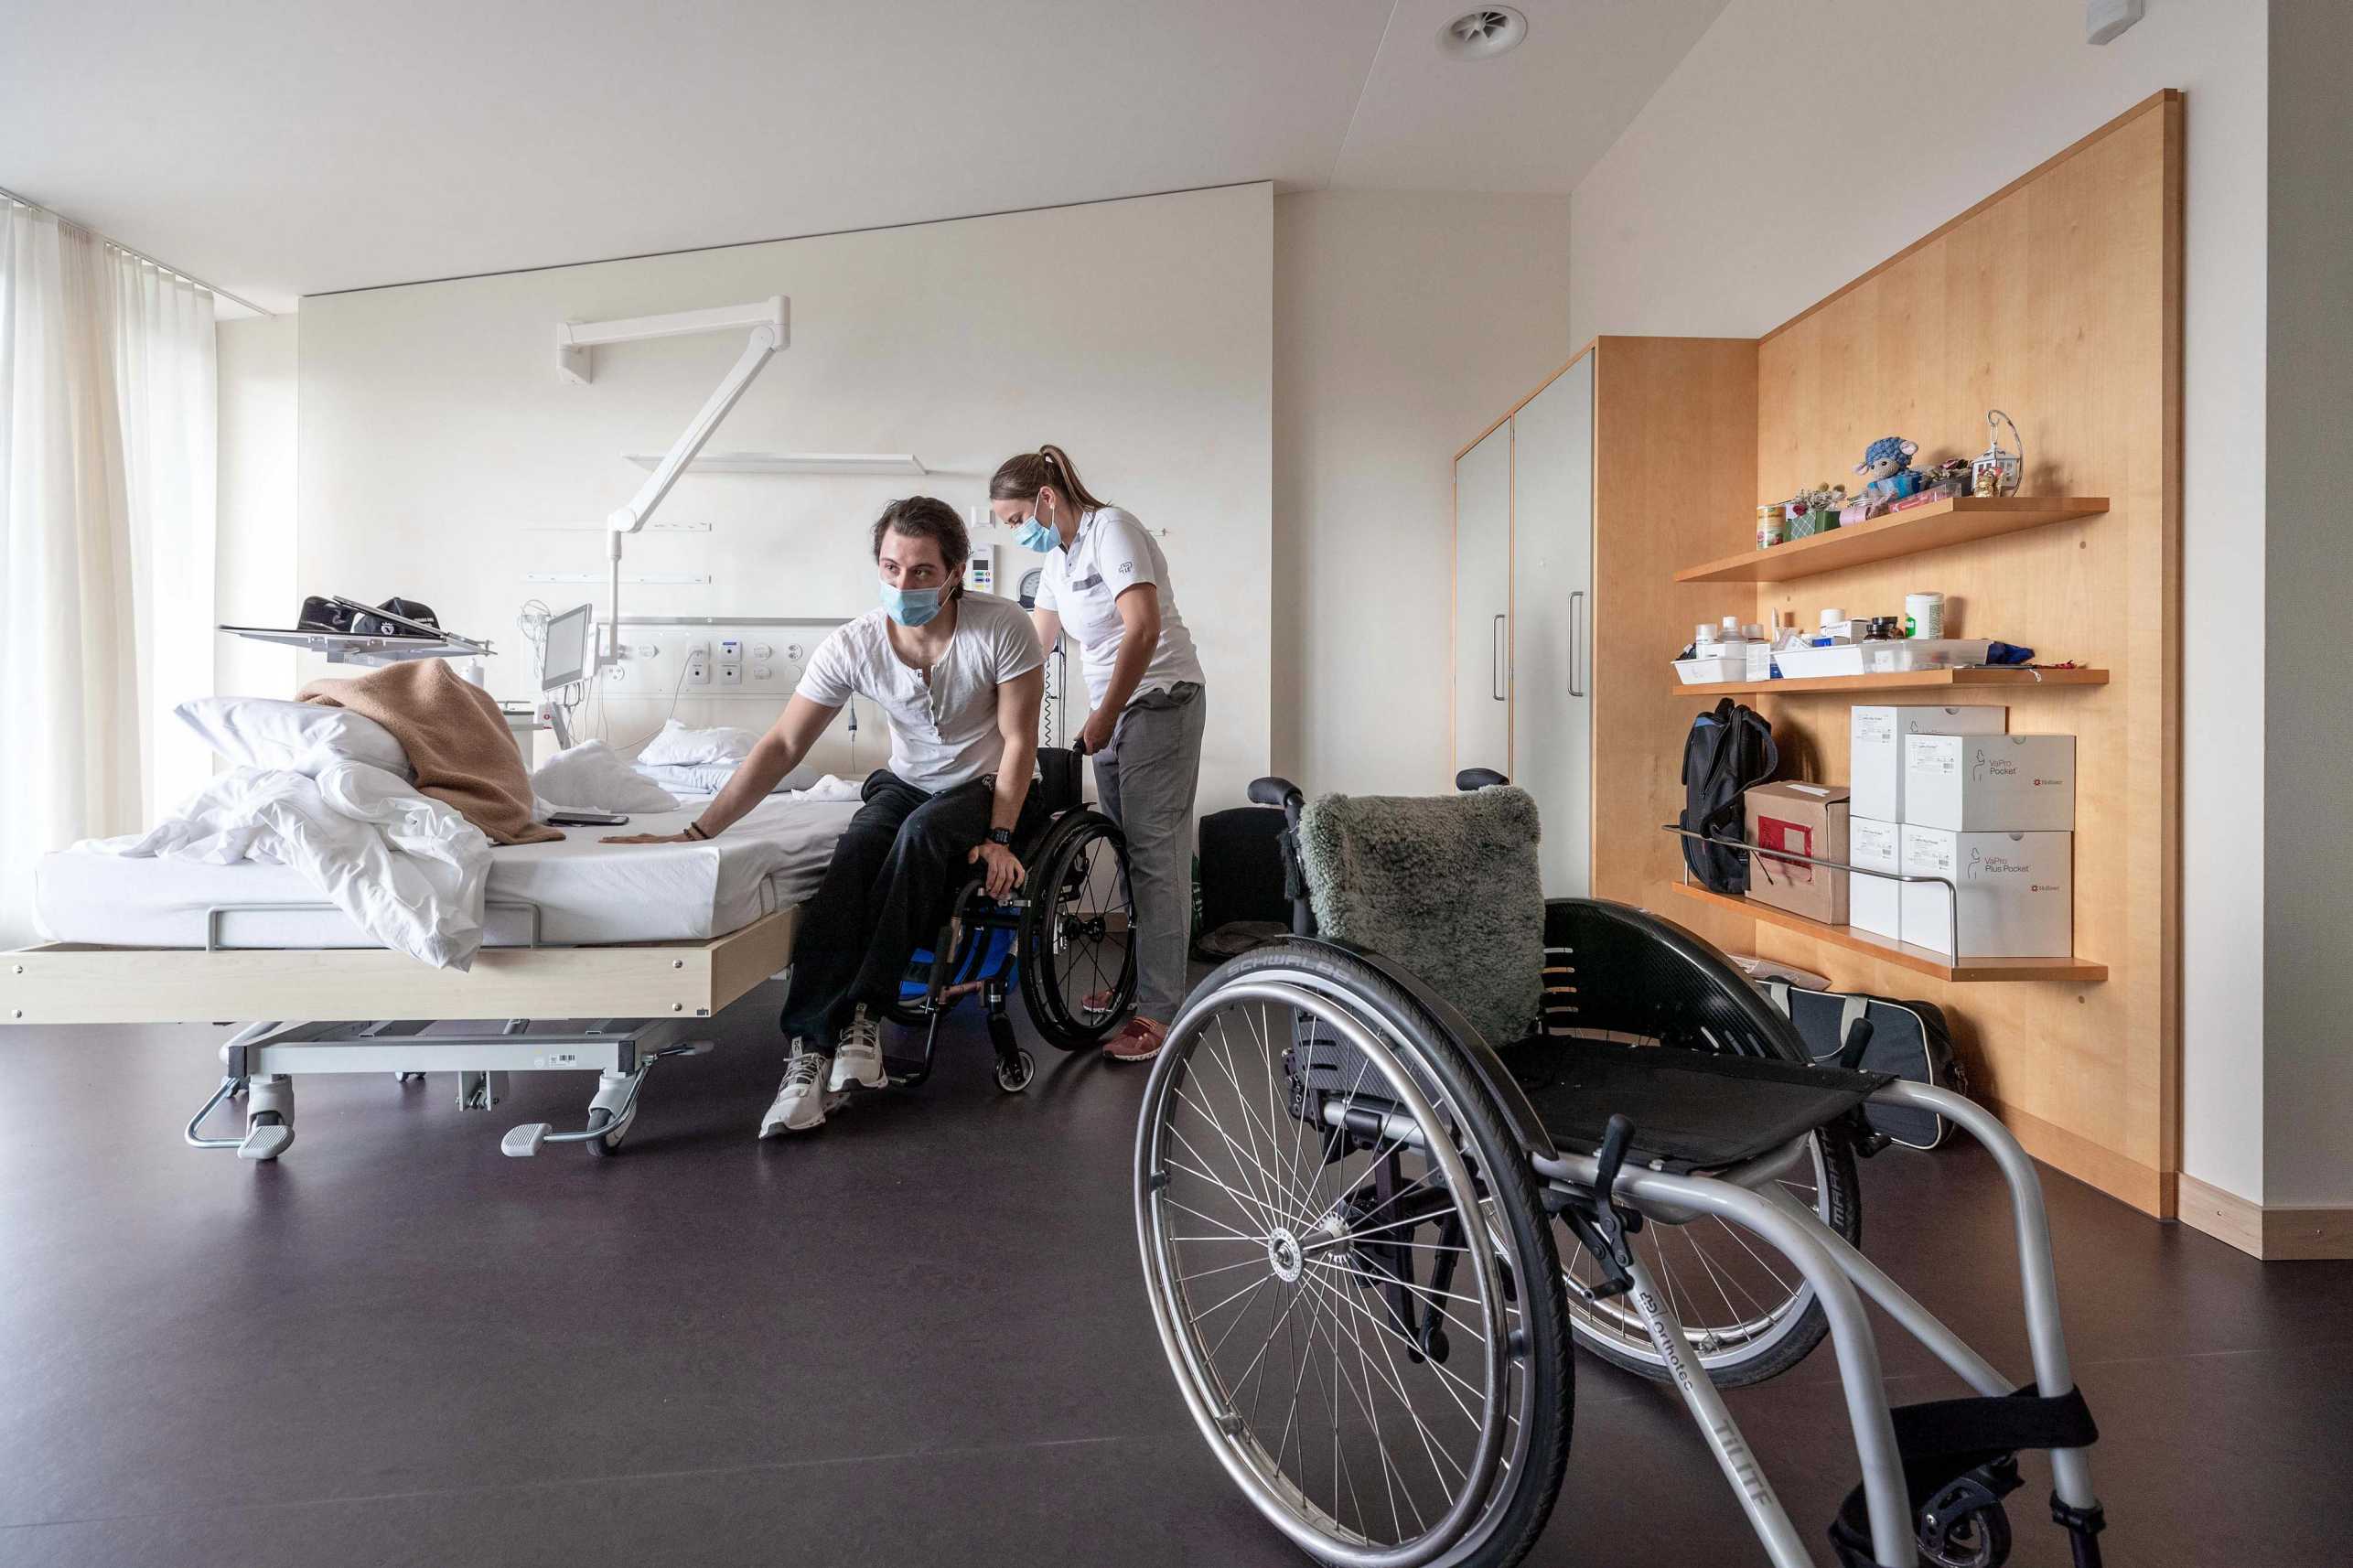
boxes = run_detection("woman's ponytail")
[991,445,1112,514]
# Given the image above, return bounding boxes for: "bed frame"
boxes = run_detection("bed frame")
[2,906,800,1162]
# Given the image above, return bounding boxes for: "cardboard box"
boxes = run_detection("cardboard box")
[1904,733,2076,831]
[1898,827,2074,957]
[1849,704,2006,822]
[1848,817,1903,941]
[1745,781,1850,926]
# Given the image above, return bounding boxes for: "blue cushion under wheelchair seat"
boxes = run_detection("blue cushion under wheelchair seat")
[1502,1037,1890,1174]
[1295,786,1548,1051]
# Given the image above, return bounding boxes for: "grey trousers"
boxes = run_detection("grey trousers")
[1091,682,1206,1023]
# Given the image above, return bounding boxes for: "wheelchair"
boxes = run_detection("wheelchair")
[1133,770,2106,1568]
[881,747,1138,1094]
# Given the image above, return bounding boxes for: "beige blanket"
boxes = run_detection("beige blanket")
[298,660,562,845]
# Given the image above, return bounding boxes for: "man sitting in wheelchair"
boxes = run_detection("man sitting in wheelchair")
[606,496,1046,1137]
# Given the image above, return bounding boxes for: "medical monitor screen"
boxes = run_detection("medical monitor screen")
[543,603,594,690]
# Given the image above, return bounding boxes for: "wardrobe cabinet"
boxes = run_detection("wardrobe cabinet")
[1451,338,1757,910]
[1453,355,1593,897]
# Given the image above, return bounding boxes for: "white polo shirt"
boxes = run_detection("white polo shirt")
[1035,506,1205,709]
[797,593,1043,792]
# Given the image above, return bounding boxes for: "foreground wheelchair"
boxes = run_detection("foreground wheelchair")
[884,748,1137,1092]
[1134,773,2105,1568]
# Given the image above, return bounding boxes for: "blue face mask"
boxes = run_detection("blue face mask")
[1013,513,1058,553]
[879,582,943,628]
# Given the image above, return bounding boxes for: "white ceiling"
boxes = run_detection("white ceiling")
[0,0,1727,314]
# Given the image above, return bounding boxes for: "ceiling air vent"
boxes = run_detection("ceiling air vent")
[1437,6,1528,60]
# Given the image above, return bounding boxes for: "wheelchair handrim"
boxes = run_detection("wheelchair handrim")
[1135,975,1519,1568]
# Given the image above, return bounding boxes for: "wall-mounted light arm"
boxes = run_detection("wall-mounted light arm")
[558,295,790,663]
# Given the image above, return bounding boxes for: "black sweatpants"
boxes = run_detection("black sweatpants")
[778,768,1046,1045]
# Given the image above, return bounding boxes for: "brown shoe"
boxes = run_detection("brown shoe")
[1102,1017,1167,1063]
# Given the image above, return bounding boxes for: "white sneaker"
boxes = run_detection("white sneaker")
[829,1004,887,1092]
[760,1047,834,1138]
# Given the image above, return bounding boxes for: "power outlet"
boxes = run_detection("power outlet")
[685,641,712,687]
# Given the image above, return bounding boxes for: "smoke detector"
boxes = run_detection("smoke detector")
[1437,7,1528,60]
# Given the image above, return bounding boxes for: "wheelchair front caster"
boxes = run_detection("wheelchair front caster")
[995,1048,1036,1094]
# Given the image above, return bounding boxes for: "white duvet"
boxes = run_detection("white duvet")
[81,761,491,970]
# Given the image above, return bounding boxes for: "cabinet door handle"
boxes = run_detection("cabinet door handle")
[1491,614,1508,702]
[1568,591,1586,697]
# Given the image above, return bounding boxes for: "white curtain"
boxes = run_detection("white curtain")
[0,200,216,947]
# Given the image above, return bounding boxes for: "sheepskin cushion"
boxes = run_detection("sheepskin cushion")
[1296,786,1547,1049]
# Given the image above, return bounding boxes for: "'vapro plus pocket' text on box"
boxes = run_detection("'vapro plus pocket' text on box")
[1898,827,2073,957]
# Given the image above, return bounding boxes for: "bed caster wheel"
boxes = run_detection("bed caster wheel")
[994,1048,1036,1094]
[582,1107,629,1157]
[395,1071,425,1086]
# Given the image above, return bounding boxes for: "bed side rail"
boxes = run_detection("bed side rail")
[1,907,797,1026]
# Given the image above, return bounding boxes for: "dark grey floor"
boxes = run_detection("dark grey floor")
[1,995,2346,1568]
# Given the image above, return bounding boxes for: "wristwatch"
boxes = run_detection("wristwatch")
[988,827,1014,846]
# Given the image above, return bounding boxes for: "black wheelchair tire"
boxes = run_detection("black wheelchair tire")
[1151,940,1574,1568]
[1019,810,1138,1051]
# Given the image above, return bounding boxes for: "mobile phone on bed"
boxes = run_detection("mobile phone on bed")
[548,809,629,826]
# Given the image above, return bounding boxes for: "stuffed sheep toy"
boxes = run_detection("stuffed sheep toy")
[1853,435,1925,502]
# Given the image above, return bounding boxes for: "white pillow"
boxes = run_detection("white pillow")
[636,718,757,768]
[176,697,413,779]
[532,740,681,814]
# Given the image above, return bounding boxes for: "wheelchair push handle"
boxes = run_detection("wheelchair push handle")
[1248,775,1305,811]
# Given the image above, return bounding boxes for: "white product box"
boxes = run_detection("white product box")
[1903,733,2076,832]
[1848,817,1903,941]
[1899,827,2074,957]
[1850,705,2006,822]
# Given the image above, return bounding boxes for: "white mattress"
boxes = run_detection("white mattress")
[34,794,859,950]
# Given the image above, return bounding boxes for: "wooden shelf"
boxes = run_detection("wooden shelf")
[1667,883,2107,983]
[1674,666,2110,698]
[1675,497,2109,584]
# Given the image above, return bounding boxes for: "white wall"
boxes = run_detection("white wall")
[2262,0,2353,1208]
[1272,189,1572,796]
[290,185,1272,813]
[215,315,298,703]
[1566,0,2270,1203]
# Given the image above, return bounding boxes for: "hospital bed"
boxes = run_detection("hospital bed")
[5,792,859,1162]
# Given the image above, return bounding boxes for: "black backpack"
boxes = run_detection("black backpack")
[1680,698,1778,894]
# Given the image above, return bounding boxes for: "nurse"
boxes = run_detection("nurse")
[990,446,1205,1063]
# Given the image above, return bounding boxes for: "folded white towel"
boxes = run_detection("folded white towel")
[532,740,681,813]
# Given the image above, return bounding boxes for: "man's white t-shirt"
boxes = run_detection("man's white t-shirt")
[1034,506,1205,709]
[797,592,1044,792]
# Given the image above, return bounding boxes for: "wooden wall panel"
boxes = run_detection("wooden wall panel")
[1736,93,2182,1214]
[1591,337,1758,953]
